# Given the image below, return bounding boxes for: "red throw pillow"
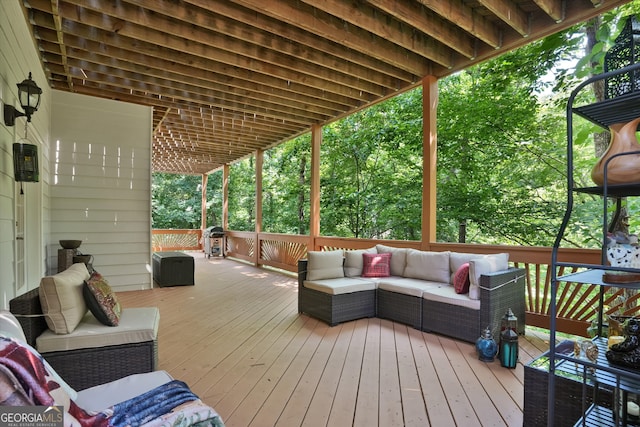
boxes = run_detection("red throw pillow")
[453,263,470,294]
[362,253,391,277]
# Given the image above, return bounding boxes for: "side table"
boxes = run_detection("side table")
[152,252,195,287]
[524,340,613,427]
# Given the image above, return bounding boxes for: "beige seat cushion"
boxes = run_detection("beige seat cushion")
[304,277,376,295]
[422,285,480,310]
[36,307,160,353]
[39,263,90,334]
[449,252,484,283]
[377,277,442,298]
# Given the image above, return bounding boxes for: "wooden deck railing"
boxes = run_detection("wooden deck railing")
[152,229,640,337]
[152,229,203,252]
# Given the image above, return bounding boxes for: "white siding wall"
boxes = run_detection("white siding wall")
[51,91,153,291]
[0,0,51,308]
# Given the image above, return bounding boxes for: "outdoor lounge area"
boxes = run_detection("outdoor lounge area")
[114,255,550,427]
[4,1,640,425]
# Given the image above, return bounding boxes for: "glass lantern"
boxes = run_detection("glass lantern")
[476,326,498,362]
[499,308,519,369]
[17,72,42,121]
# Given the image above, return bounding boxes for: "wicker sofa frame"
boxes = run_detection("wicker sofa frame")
[297,259,526,343]
[377,289,422,330]
[9,288,158,391]
[297,260,376,326]
[421,268,526,343]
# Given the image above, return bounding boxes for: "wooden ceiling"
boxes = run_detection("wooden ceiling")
[21,0,630,175]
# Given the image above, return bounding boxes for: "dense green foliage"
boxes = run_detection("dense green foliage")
[152,174,203,229]
[320,90,424,239]
[152,5,640,249]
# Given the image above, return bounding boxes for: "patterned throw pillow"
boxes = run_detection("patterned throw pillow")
[361,252,391,278]
[83,272,121,326]
[453,263,470,294]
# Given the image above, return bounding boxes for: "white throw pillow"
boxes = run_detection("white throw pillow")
[449,252,482,280]
[306,250,345,281]
[39,262,90,334]
[468,253,509,300]
[344,247,377,277]
[376,244,407,276]
[403,249,450,283]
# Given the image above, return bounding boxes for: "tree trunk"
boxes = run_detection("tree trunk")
[458,220,466,243]
[298,156,306,235]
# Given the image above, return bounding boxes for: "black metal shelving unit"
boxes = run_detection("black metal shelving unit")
[549,61,640,427]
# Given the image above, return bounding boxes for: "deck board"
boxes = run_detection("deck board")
[117,255,553,427]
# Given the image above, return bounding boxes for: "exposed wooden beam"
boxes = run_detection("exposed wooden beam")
[533,0,565,23]
[122,0,411,89]
[53,1,388,99]
[19,0,632,175]
[478,0,530,37]
[367,0,477,59]
[230,0,440,75]
[35,32,358,112]
[416,0,503,48]
[301,0,457,68]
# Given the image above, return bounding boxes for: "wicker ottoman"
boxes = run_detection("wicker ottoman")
[152,252,195,287]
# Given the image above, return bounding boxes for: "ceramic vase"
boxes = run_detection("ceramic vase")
[591,116,640,186]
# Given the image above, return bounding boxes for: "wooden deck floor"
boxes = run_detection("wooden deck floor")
[118,255,551,427]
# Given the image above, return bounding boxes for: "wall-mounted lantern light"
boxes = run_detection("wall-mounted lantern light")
[4,72,42,126]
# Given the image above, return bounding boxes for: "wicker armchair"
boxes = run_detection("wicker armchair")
[10,288,158,391]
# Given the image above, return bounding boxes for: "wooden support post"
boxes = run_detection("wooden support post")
[310,124,321,251]
[422,75,438,250]
[201,173,208,231]
[223,164,229,232]
[255,149,263,266]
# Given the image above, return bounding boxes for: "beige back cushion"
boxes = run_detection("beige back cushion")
[344,247,377,277]
[375,244,408,276]
[39,263,90,334]
[306,250,345,281]
[403,249,451,283]
[468,253,509,300]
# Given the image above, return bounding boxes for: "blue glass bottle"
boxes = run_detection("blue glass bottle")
[476,327,498,362]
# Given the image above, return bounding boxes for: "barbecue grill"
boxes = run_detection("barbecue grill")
[203,226,225,258]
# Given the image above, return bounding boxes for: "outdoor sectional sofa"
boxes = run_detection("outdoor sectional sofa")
[297,245,526,343]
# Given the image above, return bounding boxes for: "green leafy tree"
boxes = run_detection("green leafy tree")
[206,170,223,228]
[152,173,203,229]
[262,134,311,234]
[228,157,255,231]
[436,35,587,246]
[320,89,423,239]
